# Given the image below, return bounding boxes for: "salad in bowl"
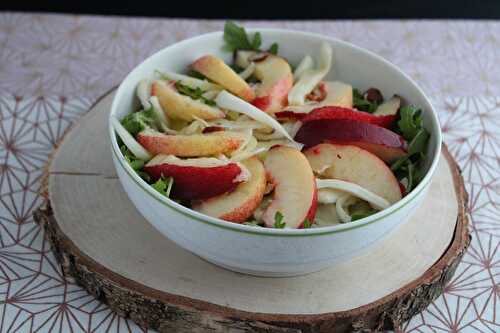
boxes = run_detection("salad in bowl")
[112,22,432,230]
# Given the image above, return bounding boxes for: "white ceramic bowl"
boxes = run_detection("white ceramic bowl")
[109,29,442,277]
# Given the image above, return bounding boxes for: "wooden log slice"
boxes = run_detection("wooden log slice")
[34,91,470,333]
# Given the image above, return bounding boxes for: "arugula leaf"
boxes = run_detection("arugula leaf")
[274,211,286,229]
[120,144,145,171]
[391,155,409,171]
[229,63,244,73]
[398,106,424,141]
[152,177,174,198]
[390,104,431,193]
[408,128,430,155]
[391,151,426,193]
[121,108,156,136]
[268,43,279,55]
[413,163,426,184]
[351,211,375,221]
[174,81,216,106]
[137,171,151,183]
[406,161,415,191]
[302,219,313,229]
[187,69,207,80]
[223,21,279,54]
[349,201,377,221]
[223,21,255,51]
[251,32,262,50]
[120,144,150,182]
[353,88,379,113]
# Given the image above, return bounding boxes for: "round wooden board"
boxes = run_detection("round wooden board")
[35,91,470,333]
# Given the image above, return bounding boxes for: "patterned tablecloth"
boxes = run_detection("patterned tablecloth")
[0,13,499,332]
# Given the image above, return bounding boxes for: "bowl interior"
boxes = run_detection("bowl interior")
[109,29,442,234]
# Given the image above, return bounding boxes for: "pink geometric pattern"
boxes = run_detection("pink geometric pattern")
[0,12,499,332]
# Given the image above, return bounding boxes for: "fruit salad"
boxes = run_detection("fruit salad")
[112,22,431,229]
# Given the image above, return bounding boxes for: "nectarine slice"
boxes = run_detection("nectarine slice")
[277,81,353,119]
[144,155,246,200]
[371,95,401,127]
[373,95,401,116]
[305,143,402,204]
[193,157,266,222]
[262,146,317,228]
[191,55,255,102]
[137,129,247,157]
[151,80,224,121]
[252,55,293,114]
[299,106,394,129]
[295,119,407,163]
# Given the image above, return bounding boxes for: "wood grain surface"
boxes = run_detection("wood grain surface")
[34,91,470,332]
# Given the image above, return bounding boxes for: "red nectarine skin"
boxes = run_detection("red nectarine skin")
[301,106,396,129]
[398,182,406,196]
[193,157,266,223]
[268,77,293,107]
[295,119,408,162]
[262,146,317,228]
[253,75,293,113]
[252,96,272,111]
[202,126,225,133]
[276,106,396,128]
[274,110,306,121]
[144,163,242,200]
[301,178,318,228]
[311,146,322,155]
[150,81,156,96]
[305,82,327,102]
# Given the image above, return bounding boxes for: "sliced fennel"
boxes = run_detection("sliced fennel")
[149,96,171,131]
[253,122,302,141]
[314,203,340,227]
[232,133,305,162]
[192,115,209,127]
[336,195,357,223]
[253,195,273,221]
[317,188,344,204]
[253,129,285,140]
[215,90,295,142]
[230,129,255,156]
[231,134,267,162]
[180,118,208,135]
[234,163,251,183]
[136,79,152,109]
[147,154,231,167]
[238,62,256,80]
[231,147,268,163]
[316,179,390,210]
[293,55,314,81]
[285,121,302,138]
[256,139,304,151]
[156,71,221,91]
[288,43,333,106]
[207,118,271,131]
[201,90,219,100]
[112,117,151,160]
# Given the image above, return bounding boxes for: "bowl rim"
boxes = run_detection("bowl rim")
[109,28,442,237]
